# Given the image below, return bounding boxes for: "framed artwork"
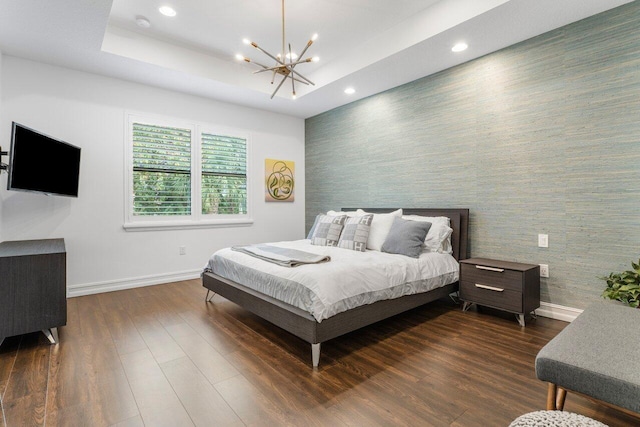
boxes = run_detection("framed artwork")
[265,158,294,202]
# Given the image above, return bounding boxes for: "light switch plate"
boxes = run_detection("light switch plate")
[538,234,549,248]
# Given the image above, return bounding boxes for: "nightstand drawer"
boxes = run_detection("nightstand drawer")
[460,263,523,292]
[460,280,522,313]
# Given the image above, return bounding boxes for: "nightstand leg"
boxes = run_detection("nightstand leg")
[462,301,473,312]
[43,327,59,344]
[516,314,525,327]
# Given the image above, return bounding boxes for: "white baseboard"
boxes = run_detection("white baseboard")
[67,269,202,297]
[535,301,583,323]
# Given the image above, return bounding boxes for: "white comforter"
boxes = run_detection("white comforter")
[206,239,459,322]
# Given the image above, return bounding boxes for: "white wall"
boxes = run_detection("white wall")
[0,52,3,243]
[0,56,305,296]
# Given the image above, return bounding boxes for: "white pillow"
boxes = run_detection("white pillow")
[327,210,359,217]
[429,226,453,254]
[357,209,403,251]
[402,215,449,227]
[402,215,453,254]
[439,231,454,254]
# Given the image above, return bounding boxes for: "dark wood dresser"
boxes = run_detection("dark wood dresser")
[459,257,540,326]
[0,239,67,345]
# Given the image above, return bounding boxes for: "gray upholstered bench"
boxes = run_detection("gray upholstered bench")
[535,301,640,417]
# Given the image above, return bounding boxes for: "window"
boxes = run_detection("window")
[125,114,251,230]
[132,123,192,216]
[201,133,247,215]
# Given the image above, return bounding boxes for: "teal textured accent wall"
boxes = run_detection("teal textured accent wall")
[305,3,640,308]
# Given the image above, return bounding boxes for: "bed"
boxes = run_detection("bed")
[202,208,469,367]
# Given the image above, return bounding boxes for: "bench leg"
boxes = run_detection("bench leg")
[547,383,558,410]
[546,383,568,411]
[556,387,567,411]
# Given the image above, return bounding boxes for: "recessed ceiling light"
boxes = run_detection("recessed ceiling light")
[452,42,468,52]
[159,6,176,17]
[135,16,151,28]
[344,87,356,95]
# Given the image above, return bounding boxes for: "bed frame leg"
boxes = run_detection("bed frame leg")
[205,289,216,302]
[311,343,320,368]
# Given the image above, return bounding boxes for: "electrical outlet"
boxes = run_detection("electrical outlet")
[538,234,549,248]
[179,246,186,255]
[540,264,549,278]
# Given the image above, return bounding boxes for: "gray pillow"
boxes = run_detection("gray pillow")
[337,214,373,252]
[311,214,347,247]
[381,217,432,258]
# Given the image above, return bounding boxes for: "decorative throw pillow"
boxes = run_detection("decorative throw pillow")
[306,214,322,239]
[402,215,452,253]
[357,209,403,251]
[381,217,432,258]
[308,210,359,240]
[310,214,347,247]
[337,214,373,252]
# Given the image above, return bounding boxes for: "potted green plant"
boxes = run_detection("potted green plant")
[600,258,640,308]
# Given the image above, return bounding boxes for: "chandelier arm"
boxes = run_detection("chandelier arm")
[288,57,316,67]
[253,66,285,74]
[271,74,289,99]
[252,58,314,73]
[289,43,296,97]
[253,45,285,65]
[285,74,310,85]
[278,74,310,85]
[271,69,277,84]
[296,41,313,60]
[289,69,315,86]
[244,59,271,70]
[250,65,309,84]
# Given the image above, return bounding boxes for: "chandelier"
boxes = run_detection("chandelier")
[235,0,319,100]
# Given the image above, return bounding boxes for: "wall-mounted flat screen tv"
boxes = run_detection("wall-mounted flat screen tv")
[7,122,81,197]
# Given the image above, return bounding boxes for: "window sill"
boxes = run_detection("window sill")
[123,218,254,232]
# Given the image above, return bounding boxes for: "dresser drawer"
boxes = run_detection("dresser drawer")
[460,280,522,313]
[460,262,523,292]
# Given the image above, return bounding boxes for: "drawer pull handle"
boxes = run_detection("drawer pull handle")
[476,265,505,273]
[475,284,505,292]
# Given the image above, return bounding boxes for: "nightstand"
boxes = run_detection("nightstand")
[459,258,540,327]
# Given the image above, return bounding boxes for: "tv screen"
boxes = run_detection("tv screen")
[7,122,81,197]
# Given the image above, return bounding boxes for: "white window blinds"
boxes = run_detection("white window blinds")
[132,123,192,216]
[201,133,247,215]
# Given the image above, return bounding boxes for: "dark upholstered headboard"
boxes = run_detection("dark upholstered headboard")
[342,208,469,261]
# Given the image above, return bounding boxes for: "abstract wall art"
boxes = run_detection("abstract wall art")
[265,158,295,202]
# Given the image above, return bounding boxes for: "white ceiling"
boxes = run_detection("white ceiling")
[0,0,632,119]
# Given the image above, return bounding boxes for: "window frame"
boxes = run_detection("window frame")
[124,113,253,231]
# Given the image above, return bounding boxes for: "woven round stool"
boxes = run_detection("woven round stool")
[509,410,608,427]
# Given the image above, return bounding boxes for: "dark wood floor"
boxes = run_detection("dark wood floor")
[0,279,637,427]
